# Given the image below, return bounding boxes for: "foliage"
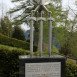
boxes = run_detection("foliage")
[0,16,12,37]
[0,18,8,35]
[43,3,68,44]
[53,26,68,46]
[43,45,59,55]
[0,28,2,33]
[60,31,77,59]
[52,46,59,54]
[9,0,34,25]
[12,26,25,41]
[9,0,77,59]
[0,33,37,52]
[69,32,77,59]
[0,44,77,77]
[9,0,68,45]
[0,44,29,77]
[66,60,77,77]
[60,43,71,56]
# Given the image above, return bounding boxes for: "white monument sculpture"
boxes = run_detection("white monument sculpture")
[19,1,65,77]
[27,0,54,57]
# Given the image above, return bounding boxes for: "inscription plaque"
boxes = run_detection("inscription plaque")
[25,62,61,77]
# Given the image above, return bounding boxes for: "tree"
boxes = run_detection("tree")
[9,0,68,46]
[0,18,8,36]
[58,3,77,57]
[0,16,12,37]
[9,0,77,57]
[12,26,25,41]
[9,0,34,25]
[4,16,12,37]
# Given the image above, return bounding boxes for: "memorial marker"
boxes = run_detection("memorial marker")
[19,0,66,77]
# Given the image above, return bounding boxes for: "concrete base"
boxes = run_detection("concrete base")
[19,55,66,77]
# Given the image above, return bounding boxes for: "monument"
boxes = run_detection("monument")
[19,0,66,77]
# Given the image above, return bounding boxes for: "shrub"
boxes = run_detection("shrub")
[0,44,29,77]
[1,45,77,77]
[66,60,77,77]
[52,46,59,54]
[0,33,37,52]
[42,45,59,55]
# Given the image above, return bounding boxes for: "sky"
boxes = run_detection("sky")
[0,0,77,30]
[0,0,30,31]
[62,0,77,20]
[62,0,76,9]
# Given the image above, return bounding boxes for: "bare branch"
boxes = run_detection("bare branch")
[68,6,77,16]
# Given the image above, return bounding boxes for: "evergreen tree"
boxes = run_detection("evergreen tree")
[0,18,8,36]
[12,26,25,41]
[0,16,12,37]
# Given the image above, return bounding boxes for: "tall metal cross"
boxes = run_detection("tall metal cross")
[27,0,54,58]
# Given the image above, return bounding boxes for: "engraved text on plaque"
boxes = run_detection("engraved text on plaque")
[25,62,61,77]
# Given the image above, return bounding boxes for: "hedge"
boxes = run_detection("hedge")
[66,60,77,77]
[0,44,77,77]
[0,44,29,77]
[0,33,37,52]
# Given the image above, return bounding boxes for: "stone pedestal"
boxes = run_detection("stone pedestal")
[19,55,66,77]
